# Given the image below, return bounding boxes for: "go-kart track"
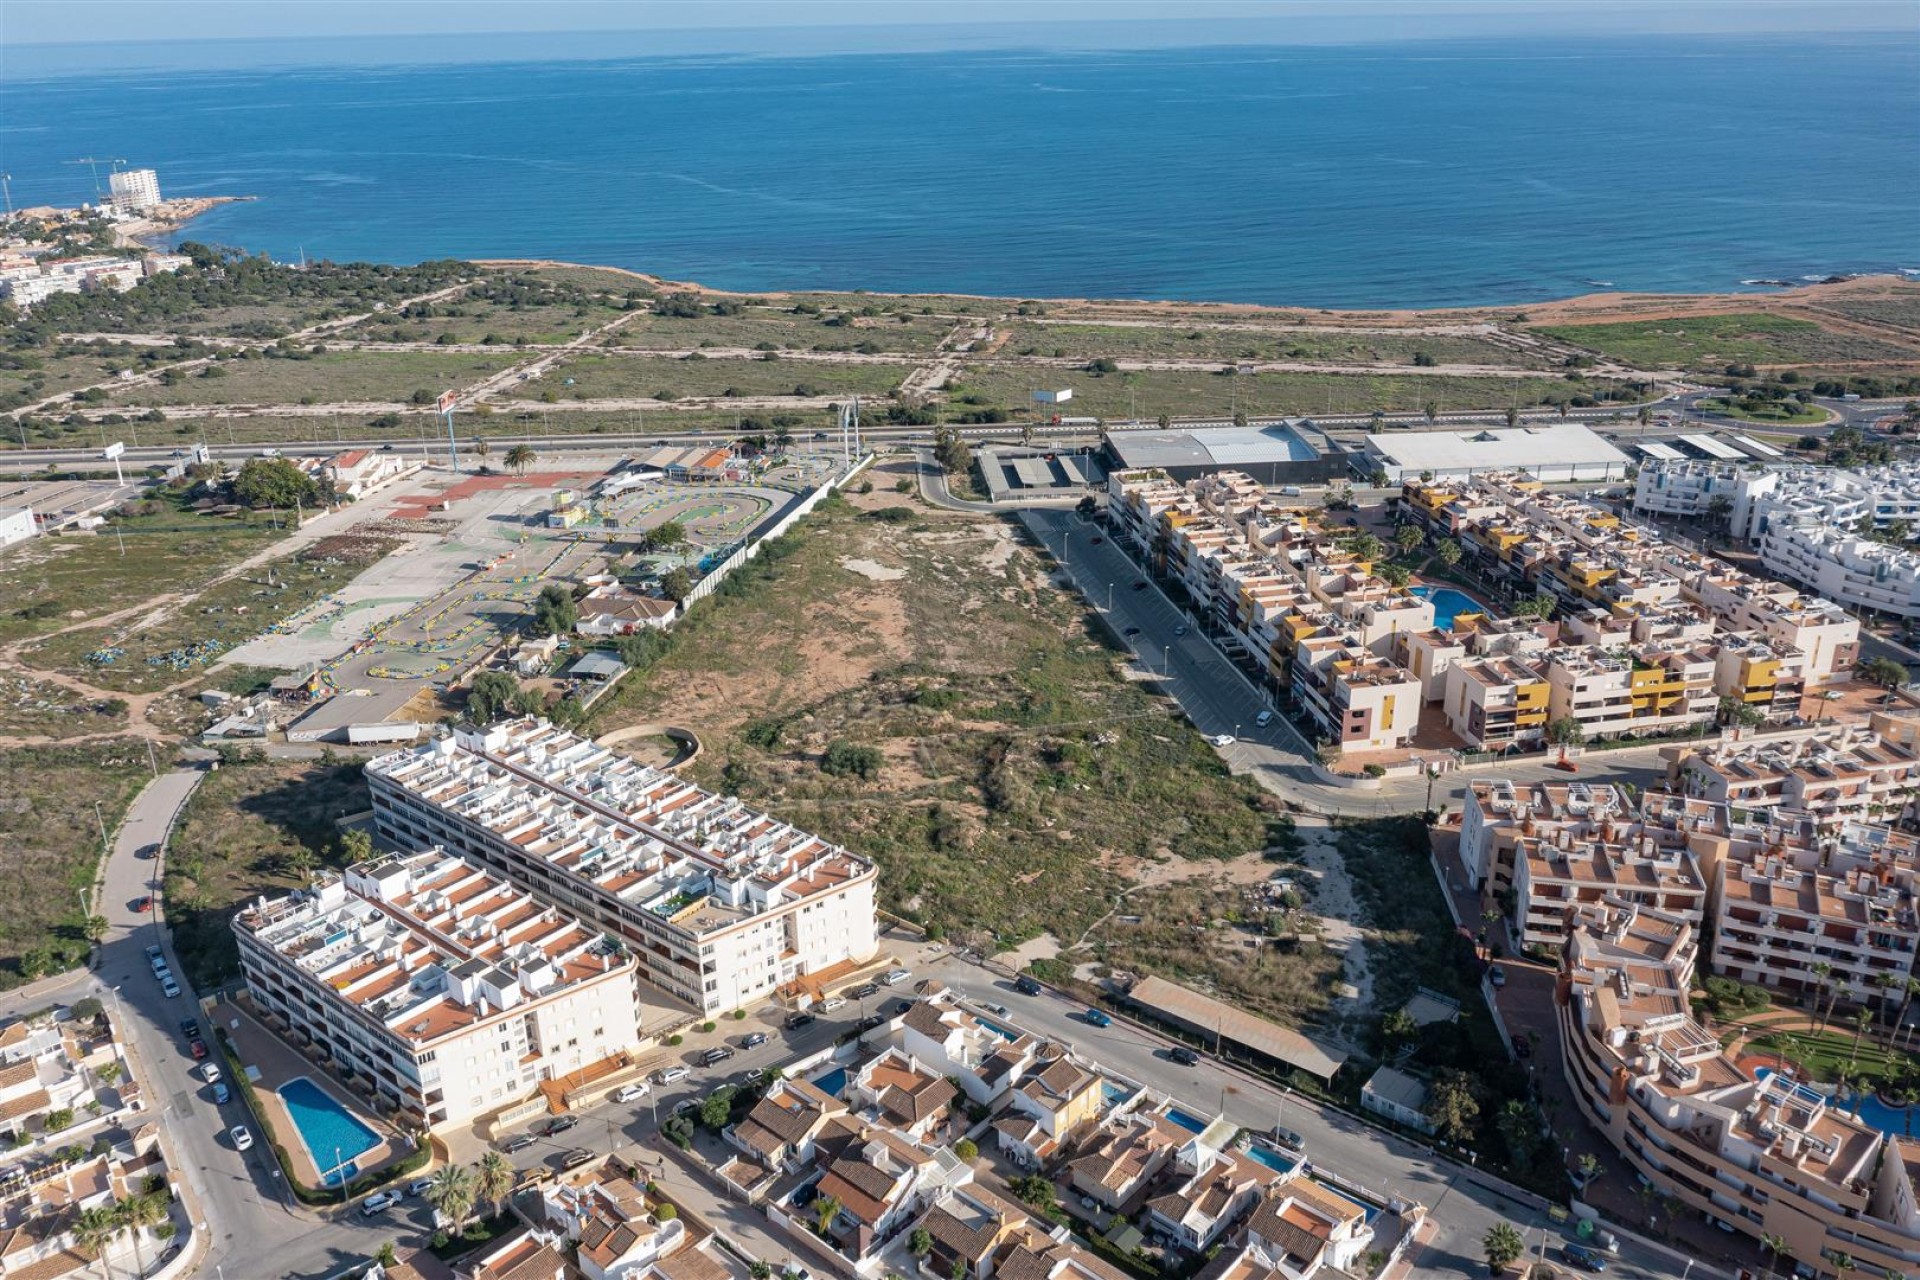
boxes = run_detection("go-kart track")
[218,454,822,703]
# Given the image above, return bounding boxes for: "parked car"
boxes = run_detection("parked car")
[1083,1008,1112,1028]
[229,1125,253,1152]
[613,1083,649,1104]
[178,1018,199,1039]
[138,843,160,860]
[654,1065,691,1085]
[1131,580,1147,590]
[133,896,153,913]
[1014,976,1042,996]
[201,1062,221,1085]
[1489,964,1507,988]
[1168,1046,1200,1066]
[1254,710,1274,727]
[819,996,847,1012]
[563,1148,597,1170]
[1173,625,1187,636]
[741,1032,768,1049]
[702,1046,736,1067]
[211,1083,230,1105]
[783,1012,815,1031]
[146,945,164,963]
[1123,626,1141,637]
[848,983,879,999]
[880,968,912,986]
[1560,1243,1609,1272]
[982,1002,1009,1018]
[359,1190,400,1216]
[406,1177,434,1197]
[856,1014,884,1032]
[501,1133,538,1154]
[541,1115,579,1137]
[161,978,181,999]
[1209,734,1236,747]
[1514,1037,1531,1059]
[1273,1128,1307,1154]
[188,1039,208,1060]
[150,954,169,975]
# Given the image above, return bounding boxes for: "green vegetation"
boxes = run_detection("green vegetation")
[1531,312,1918,371]
[947,364,1631,421]
[591,497,1275,949]
[1695,396,1827,425]
[109,350,520,408]
[0,677,129,741]
[164,757,372,988]
[344,272,628,346]
[0,744,150,986]
[543,353,913,402]
[1747,1025,1914,1100]
[614,306,955,355]
[1002,322,1539,368]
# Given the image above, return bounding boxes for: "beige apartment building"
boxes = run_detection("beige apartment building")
[1510,824,1707,950]
[233,849,643,1131]
[1544,644,1717,742]
[1558,901,1920,1278]
[1441,654,1550,751]
[366,719,879,1016]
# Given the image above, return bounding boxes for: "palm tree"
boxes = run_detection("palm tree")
[1850,1007,1875,1070]
[425,1163,477,1235]
[1831,1252,1856,1280]
[1899,978,1920,1049]
[1811,962,1834,1030]
[73,1204,122,1279]
[1482,1222,1524,1273]
[115,1192,166,1275]
[471,437,491,471]
[504,444,537,475]
[1761,1232,1792,1280]
[772,424,794,452]
[473,1150,514,1223]
[82,915,109,943]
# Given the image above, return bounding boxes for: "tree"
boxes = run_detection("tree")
[466,671,522,724]
[953,1137,978,1160]
[773,424,794,451]
[74,1204,122,1279]
[115,1192,166,1276]
[531,584,578,637]
[1379,1008,1417,1048]
[504,444,537,475]
[1435,538,1463,567]
[1717,695,1764,728]
[1424,1070,1482,1145]
[426,1164,477,1236]
[1393,524,1424,555]
[470,437,491,471]
[1859,657,1909,704]
[909,1228,934,1258]
[231,457,317,510]
[1811,962,1835,1031]
[1760,1234,1792,1280]
[1505,406,1520,428]
[699,1090,733,1129]
[1496,1099,1536,1164]
[646,520,688,551]
[1509,595,1555,621]
[474,1150,514,1222]
[659,567,694,603]
[337,828,374,864]
[932,425,971,476]
[1009,1175,1056,1212]
[1423,401,1439,424]
[1546,717,1585,748]
[1482,1222,1524,1273]
[82,915,109,943]
[814,1194,842,1236]
[1706,493,1735,530]
[1850,1006,1875,1070]
[1369,468,1389,487]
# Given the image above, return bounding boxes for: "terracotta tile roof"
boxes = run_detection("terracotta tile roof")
[654,1244,731,1280]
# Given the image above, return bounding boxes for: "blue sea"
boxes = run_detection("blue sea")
[3,34,1916,308]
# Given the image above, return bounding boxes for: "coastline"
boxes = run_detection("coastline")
[111,195,254,251]
[473,257,1920,329]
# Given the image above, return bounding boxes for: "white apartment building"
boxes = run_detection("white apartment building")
[1760,522,1920,620]
[366,718,879,1016]
[233,848,643,1130]
[1669,729,1920,829]
[1632,459,1757,522]
[1509,818,1707,950]
[108,168,162,213]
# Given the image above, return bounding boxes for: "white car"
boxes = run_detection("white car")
[654,1065,690,1085]
[880,968,912,986]
[819,996,847,1012]
[613,1083,649,1103]
[360,1189,401,1216]
[229,1125,253,1151]
[201,1062,221,1085]
[161,978,182,999]
[1254,710,1274,727]
[1210,734,1236,747]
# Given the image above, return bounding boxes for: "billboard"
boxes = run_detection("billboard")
[437,390,459,414]
[1032,389,1073,405]
[103,442,124,460]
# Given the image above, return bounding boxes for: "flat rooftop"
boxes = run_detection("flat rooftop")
[1106,423,1333,470]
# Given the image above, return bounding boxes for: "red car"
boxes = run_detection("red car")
[133,897,153,913]
[189,1039,208,1060]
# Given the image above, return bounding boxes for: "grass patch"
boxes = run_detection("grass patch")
[0,492,287,647]
[1695,396,1828,425]
[542,353,914,402]
[109,350,522,408]
[164,756,370,989]
[589,499,1276,949]
[1747,1025,1908,1094]
[613,308,954,355]
[948,365,1622,420]
[0,743,151,986]
[24,541,382,694]
[1530,312,1918,371]
[1004,322,1539,368]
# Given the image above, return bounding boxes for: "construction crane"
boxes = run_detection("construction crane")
[65,157,125,202]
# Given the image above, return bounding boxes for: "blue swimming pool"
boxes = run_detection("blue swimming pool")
[976,1020,1021,1043]
[278,1077,380,1187]
[811,1067,848,1098]
[1244,1144,1298,1175]
[1411,586,1487,631]
[1165,1107,1208,1133]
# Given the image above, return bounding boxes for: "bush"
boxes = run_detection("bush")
[821,739,882,780]
[667,1034,684,1047]
[655,1203,678,1221]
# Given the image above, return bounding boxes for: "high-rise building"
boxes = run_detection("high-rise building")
[107,168,162,214]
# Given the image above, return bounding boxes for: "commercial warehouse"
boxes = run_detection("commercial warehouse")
[1099,421,1351,486]
[1363,422,1631,483]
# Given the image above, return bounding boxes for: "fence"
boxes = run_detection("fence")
[678,454,872,608]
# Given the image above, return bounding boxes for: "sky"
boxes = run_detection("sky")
[6,0,1912,48]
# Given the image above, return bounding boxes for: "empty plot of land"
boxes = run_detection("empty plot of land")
[613,309,955,355]
[1531,313,1920,370]
[109,350,523,407]
[1004,321,1540,368]
[543,353,915,402]
[346,300,623,347]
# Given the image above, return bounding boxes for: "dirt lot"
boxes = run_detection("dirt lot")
[588,480,1282,952]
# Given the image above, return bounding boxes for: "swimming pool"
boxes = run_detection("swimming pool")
[278,1077,380,1187]
[1243,1144,1298,1175]
[1410,586,1487,631]
[976,1020,1021,1043]
[811,1067,848,1097]
[1164,1107,1208,1133]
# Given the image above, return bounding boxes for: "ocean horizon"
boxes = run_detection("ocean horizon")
[4,32,1916,309]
